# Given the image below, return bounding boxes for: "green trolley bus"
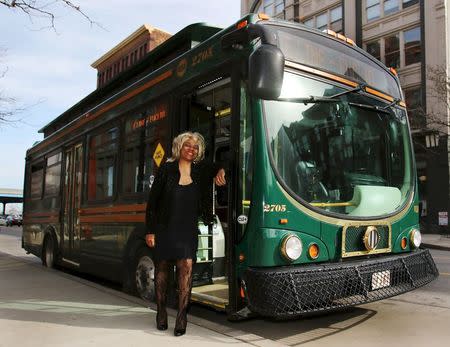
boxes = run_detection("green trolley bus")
[23,14,438,320]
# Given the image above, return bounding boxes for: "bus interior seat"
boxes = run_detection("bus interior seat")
[295,160,329,202]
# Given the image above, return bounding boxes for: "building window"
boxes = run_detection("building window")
[262,0,284,17]
[254,0,263,13]
[263,0,274,16]
[303,18,314,28]
[403,0,419,8]
[384,0,399,15]
[122,56,129,70]
[274,0,284,16]
[365,27,421,69]
[98,72,103,87]
[316,12,328,31]
[366,0,381,21]
[366,40,381,61]
[385,33,400,68]
[302,6,343,33]
[367,0,414,21]
[87,128,119,200]
[404,86,425,129]
[106,67,112,82]
[404,26,421,66]
[330,6,343,33]
[44,153,62,197]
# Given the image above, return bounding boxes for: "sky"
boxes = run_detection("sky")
[0,0,242,193]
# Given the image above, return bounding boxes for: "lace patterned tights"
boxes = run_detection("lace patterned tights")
[155,259,193,330]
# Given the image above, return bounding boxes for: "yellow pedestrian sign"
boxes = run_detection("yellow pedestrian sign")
[153,143,165,167]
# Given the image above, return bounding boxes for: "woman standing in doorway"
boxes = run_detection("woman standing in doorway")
[145,131,226,336]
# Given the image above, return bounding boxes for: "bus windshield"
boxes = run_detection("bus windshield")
[264,72,413,218]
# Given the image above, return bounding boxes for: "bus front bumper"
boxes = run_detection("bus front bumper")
[243,248,438,319]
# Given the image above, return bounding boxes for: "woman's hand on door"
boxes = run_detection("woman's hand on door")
[215,168,226,186]
[146,234,155,248]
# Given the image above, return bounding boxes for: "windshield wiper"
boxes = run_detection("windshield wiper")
[326,83,366,99]
[277,96,340,104]
[381,98,401,110]
[348,102,391,115]
[277,83,366,105]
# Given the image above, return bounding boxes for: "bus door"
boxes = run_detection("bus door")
[61,143,83,265]
[182,76,232,296]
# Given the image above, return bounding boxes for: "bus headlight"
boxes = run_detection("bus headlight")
[409,228,422,248]
[281,234,303,261]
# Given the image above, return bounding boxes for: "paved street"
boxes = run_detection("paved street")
[0,227,257,347]
[1,226,450,347]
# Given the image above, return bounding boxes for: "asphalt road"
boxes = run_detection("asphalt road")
[2,226,449,346]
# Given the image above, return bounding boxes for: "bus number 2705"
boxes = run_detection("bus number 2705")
[263,204,287,212]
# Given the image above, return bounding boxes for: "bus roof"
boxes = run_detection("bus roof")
[31,14,402,156]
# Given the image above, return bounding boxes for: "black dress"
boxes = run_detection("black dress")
[154,182,200,261]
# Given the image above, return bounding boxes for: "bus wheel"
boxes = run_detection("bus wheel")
[135,248,156,302]
[43,236,56,268]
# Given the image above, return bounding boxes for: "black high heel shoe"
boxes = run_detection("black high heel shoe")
[174,311,187,336]
[156,311,168,331]
[174,327,186,336]
[157,322,168,331]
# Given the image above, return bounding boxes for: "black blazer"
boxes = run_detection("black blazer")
[145,160,218,234]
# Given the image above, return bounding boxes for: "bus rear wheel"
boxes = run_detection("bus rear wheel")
[43,236,56,268]
[135,248,156,302]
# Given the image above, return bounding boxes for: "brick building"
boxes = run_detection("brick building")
[91,25,171,88]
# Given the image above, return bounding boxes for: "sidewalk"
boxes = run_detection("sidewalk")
[422,233,450,251]
[0,230,281,347]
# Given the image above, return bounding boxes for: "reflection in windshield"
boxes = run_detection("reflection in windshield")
[265,72,412,217]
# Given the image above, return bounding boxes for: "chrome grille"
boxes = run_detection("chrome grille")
[342,225,391,258]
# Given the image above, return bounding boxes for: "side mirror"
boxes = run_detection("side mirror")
[248,45,285,100]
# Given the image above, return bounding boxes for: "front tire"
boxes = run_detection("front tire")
[135,248,156,302]
[43,236,56,268]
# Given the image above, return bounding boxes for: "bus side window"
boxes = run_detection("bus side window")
[87,127,119,201]
[143,100,170,192]
[122,98,170,194]
[30,162,45,200]
[44,152,62,198]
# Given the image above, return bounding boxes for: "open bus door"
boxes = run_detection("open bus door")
[178,76,232,311]
[61,143,83,266]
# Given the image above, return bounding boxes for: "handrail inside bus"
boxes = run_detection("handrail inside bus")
[310,202,355,207]
[242,200,355,208]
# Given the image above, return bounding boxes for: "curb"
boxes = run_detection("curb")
[422,243,450,252]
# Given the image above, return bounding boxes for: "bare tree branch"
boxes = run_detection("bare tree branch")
[0,2,102,127]
[409,64,450,153]
[0,91,23,125]
[0,0,99,30]
[0,48,18,125]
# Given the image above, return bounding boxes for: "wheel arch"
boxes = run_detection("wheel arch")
[122,229,148,292]
[41,225,59,260]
